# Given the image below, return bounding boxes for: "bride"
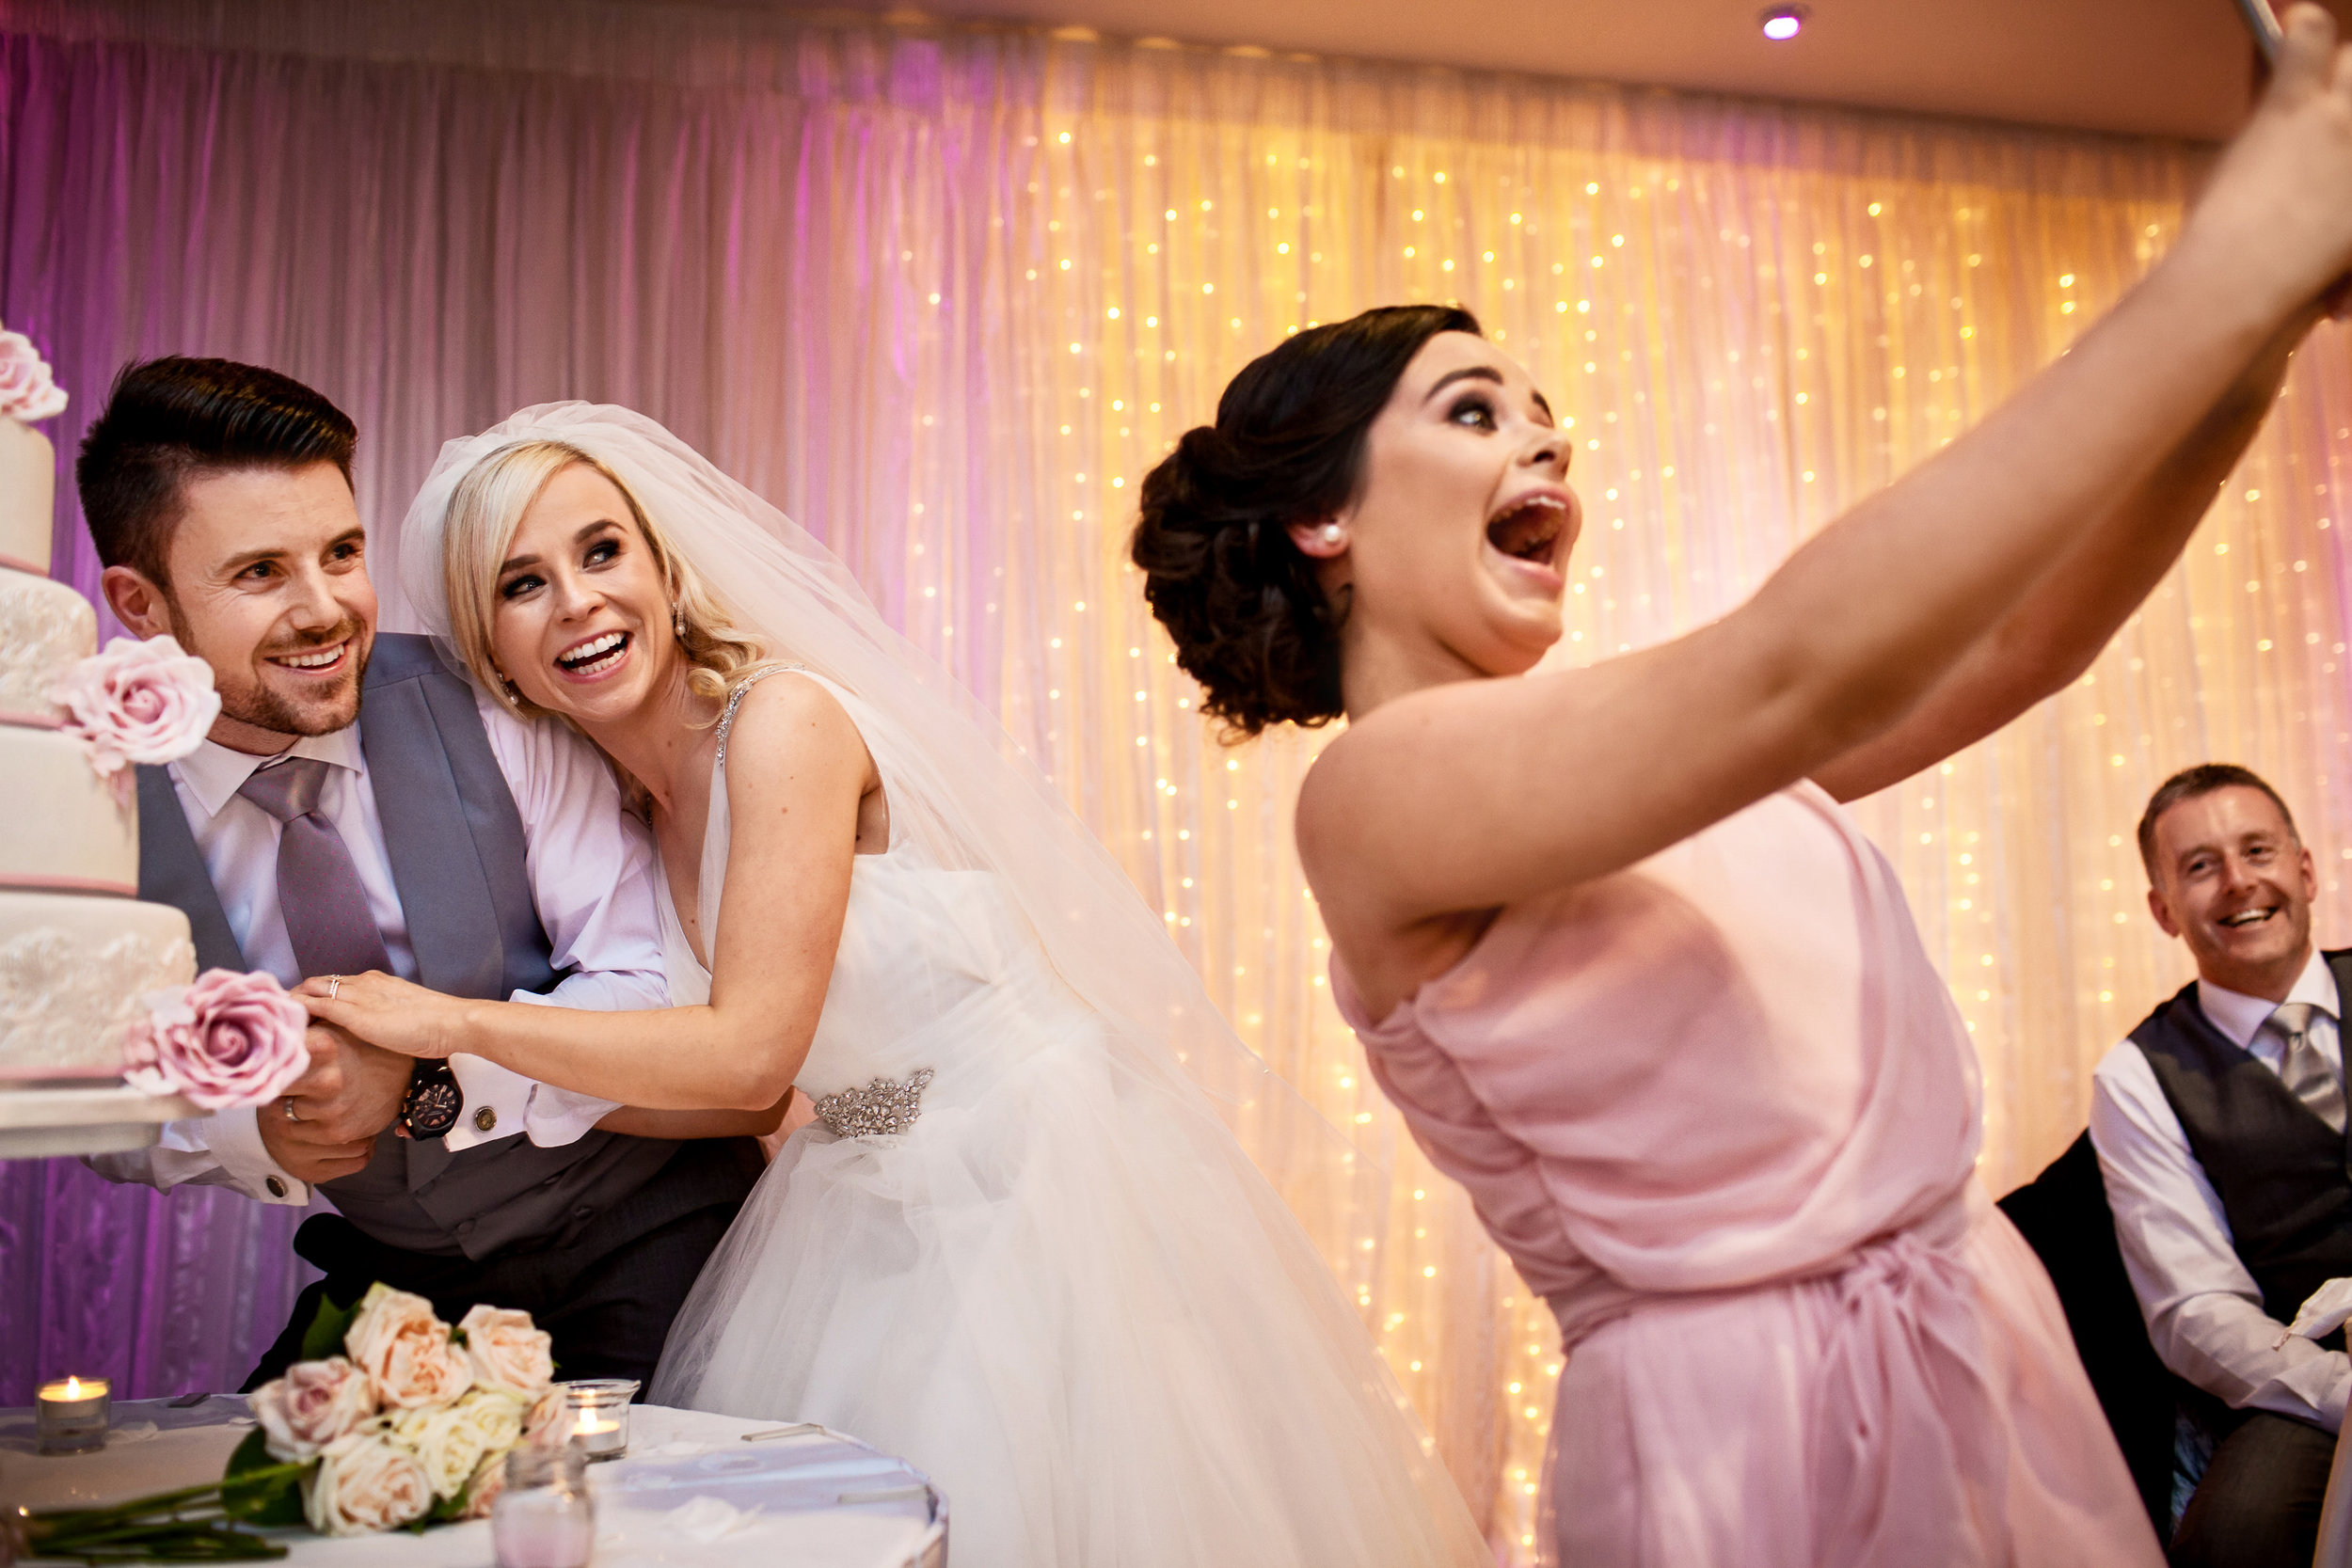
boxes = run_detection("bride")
[295,404,1487,1568]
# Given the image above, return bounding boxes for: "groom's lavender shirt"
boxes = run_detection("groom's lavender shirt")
[95,636,681,1258]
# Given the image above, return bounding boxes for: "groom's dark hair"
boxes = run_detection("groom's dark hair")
[76,356,357,588]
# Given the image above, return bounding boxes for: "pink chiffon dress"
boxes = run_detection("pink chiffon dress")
[1332,782,2163,1568]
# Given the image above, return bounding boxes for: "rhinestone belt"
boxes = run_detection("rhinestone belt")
[812,1069,936,1138]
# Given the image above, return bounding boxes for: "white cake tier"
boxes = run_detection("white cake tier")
[0,1083,205,1157]
[0,417,53,576]
[0,890,196,1081]
[0,722,135,895]
[0,565,96,723]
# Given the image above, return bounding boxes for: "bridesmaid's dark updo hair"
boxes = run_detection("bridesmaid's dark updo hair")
[1132,304,1482,736]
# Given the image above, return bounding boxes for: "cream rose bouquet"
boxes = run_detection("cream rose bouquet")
[8,1287,570,1560]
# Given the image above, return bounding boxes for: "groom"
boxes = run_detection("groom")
[79,356,771,1387]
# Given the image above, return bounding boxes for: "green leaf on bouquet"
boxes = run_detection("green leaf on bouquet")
[222,1428,274,1480]
[221,1430,307,1526]
[296,1291,362,1363]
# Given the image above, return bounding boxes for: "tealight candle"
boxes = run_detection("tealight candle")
[36,1376,111,1454]
[561,1378,638,1462]
[492,1445,595,1568]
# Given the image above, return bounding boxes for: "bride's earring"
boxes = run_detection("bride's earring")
[493,667,521,705]
[673,604,688,640]
[1319,523,1343,546]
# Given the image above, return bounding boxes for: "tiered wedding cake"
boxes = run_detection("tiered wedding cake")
[0,338,203,1156]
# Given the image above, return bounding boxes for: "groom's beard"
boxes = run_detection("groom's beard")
[169,600,373,738]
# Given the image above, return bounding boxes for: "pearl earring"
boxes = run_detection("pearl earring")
[673,605,688,639]
[1320,523,1343,546]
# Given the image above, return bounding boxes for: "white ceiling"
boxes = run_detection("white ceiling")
[817,0,2341,141]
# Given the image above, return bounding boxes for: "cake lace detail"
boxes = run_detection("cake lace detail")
[714,663,808,769]
[0,578,96,718]
[812,1068,936,1138]
[0,924,198,1069]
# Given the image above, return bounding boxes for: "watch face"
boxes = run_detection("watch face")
[405,1074,463,1139]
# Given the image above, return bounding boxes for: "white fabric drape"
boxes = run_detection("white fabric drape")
[5,3,2349,1555]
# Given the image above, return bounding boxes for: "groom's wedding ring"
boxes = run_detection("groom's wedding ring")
[282,1096,300,1123]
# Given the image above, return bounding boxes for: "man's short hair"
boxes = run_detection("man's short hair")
[75,357,356,589]
[2137,763,2300,879]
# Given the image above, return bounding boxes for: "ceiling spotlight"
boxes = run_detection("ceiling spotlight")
[1760,5,1806,40]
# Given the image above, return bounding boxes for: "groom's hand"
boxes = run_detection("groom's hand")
[256,1022,413,1183]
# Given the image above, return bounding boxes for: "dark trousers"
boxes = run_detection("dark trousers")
[2170,1409,2336,1568]
[244,1197,743,1394]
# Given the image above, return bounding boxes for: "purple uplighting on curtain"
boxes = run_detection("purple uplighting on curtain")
[0,7,997,1402]
[0,1161,318,1401]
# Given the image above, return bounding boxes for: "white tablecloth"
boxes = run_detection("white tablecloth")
[0,1399,946,1568]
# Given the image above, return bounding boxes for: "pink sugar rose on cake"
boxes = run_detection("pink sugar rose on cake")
[0,327,67,422]
[344,1284,473,1410]
[122,968,310,1111]
[49,635,220,789]
[250,1356,378,1462]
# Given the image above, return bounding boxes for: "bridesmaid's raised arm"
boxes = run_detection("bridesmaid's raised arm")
[1297,11,2352,950]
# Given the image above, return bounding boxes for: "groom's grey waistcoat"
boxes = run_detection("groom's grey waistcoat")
[2132,946,2352,1328]
[136,633,718,1261]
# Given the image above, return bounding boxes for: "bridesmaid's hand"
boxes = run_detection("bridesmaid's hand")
[294,971,468,1059]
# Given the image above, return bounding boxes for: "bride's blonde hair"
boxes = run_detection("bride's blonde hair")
[440,439,777,723]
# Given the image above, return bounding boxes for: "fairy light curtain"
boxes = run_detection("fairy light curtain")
[6,2,2350,1554]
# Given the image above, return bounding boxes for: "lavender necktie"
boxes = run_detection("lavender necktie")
[2269,1002,2346,1135]
[237,756,394,981]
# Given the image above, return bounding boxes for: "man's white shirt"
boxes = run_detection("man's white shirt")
[89,686,660,1206]
[2090,947,2352,1432]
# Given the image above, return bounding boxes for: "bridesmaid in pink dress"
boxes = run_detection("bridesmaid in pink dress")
[1132,13,2352,1562]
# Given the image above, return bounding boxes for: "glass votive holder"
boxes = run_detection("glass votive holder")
[560,1379,639,1463]
[491,1445,595,1568]
[36,1377,111,1454]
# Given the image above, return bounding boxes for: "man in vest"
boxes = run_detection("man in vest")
[2093,763,2351,1568]
[79,356,776,1387]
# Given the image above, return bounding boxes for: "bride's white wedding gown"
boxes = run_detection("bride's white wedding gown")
[646,671,1486,1568]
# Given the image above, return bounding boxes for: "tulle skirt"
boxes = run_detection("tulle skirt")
[649,973,1487,1568]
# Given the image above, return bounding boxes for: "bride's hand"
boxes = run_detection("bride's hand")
[294,972,468,1059]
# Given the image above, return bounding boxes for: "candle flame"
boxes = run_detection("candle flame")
[63,1377,81,1398]
[575,1404,597,1435]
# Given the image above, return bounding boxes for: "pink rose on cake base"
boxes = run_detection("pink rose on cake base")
[120,968,309,1111]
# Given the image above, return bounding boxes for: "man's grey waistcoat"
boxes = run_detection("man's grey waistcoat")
[2132,947,2352,1330]
[135,633,694,1261]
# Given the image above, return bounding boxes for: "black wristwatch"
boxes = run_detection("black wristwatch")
[401,1060,463,1140]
